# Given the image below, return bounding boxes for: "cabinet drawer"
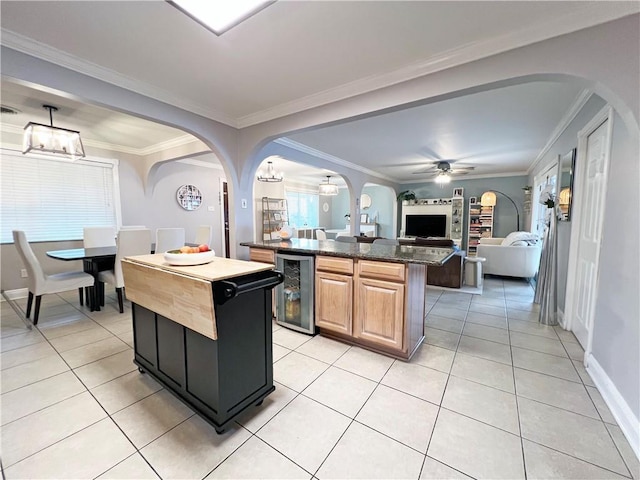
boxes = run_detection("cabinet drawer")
[357,260,405,282]
[249,248,275,264]
[316,255,354,275]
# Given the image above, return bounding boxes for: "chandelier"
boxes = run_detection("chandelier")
[23,105,85,159]
[257,161,283,182]
[318,176,339,196]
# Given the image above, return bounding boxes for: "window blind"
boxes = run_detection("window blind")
[1,150,119,243]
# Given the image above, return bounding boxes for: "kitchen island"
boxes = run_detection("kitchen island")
[121,254,283,433]
[240,239,455,360]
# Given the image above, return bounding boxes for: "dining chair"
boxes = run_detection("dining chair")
[98,229,152,313]
[194,225,213,246]
[83,226,117,248]
[335,235,357,243]
[13,230,95,325]
[156,227,186,253]
[315,229,327,240]
[119,225,146,231]
[373,238,399,246]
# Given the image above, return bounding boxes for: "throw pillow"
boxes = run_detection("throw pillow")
[501,231,539,246]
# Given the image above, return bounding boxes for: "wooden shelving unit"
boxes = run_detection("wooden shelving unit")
[262,197,289,240]
[467,201,493,256]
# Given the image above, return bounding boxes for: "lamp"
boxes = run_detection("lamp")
[481,190,520,231]
[318,176,339,196]
[256,160,283,182]
[23,105,85,159]
[559,188,571,205]
[435,171,451,184]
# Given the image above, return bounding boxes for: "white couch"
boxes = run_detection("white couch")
[477,237,542,278]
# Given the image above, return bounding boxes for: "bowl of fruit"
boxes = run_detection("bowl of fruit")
[163,244,215,266]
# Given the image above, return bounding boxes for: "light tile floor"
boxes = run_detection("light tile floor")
[1,277,639,479]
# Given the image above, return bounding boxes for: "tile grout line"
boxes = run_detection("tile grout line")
[8,293,164,479]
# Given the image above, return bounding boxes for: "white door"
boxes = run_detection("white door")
[569,112,612,350]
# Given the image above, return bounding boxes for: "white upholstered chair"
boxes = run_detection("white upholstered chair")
[373,238,399,246]
[83,226,117,248]
[335,235,357,243]
[315,229,327,240]
[119,225,146,231]
[194,225,213,246]
[155,228,185,253]
[477,237,542,278]
[13,230,94,325]
[98,229,151,313]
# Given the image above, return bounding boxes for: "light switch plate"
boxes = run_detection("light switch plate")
[241,199,248,208]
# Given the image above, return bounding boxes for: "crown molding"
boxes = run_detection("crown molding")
[398,171,530,185]
[237,4,639,127]
[177,158,224,170]
[1,29,238,128]
[528,89,593,175]
[137,134,201,156]
[275,137,391,182]
[3,4,637,130]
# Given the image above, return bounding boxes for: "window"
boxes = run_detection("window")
[1,150,121,243]
[286,190,319,228]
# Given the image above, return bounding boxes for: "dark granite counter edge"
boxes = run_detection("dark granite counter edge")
[240,239,456,267]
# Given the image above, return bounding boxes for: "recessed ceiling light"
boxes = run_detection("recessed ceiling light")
[167,0,275,36]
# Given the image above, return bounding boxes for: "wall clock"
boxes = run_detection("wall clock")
[176,184,203,211]
[322,202,329,213]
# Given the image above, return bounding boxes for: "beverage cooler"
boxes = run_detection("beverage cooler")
[275,253,315,334]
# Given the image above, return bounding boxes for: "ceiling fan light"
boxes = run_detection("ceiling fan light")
[435,171,451,184]
[319,175,339,196]
[257,160,283,182]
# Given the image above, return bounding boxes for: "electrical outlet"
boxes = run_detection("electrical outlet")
[21,269,28,278]
[207,206,215,212]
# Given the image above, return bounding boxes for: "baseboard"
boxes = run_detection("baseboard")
[557,308,566,329]
[2,288,28,301]
[586,354,640,461]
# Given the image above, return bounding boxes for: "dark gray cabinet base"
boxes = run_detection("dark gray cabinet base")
[132,287,274,434]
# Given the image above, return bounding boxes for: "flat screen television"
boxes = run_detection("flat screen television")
[405,214,447,238]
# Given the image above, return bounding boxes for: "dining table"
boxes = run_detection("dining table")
[46,242,198,311]
[46,246,117,312]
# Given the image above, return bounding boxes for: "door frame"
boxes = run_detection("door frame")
[564,105,614,362]
[218,177,229,258]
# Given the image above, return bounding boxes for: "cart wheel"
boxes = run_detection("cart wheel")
[255,399,264,407]
[138,367,145,374]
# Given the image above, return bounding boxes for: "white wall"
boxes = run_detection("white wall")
[119,159,226,256]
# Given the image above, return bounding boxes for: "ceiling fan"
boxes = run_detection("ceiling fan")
[411,160,475,183]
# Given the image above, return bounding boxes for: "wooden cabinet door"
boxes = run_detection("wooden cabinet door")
[315,272,352,335]
[249,248,275,264]
[354,278,404,351]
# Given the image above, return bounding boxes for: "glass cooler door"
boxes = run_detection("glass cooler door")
[275,253,315,334]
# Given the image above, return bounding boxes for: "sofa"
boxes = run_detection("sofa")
[477,237,542,278]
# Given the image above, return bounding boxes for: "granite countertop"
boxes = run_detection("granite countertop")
[240,238,455,266]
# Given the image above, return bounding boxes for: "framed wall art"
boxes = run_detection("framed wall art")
[176,184,203,211]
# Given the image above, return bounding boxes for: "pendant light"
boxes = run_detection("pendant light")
[319,175,339,196]
[257,160,283,182]
[23,105,85,159]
